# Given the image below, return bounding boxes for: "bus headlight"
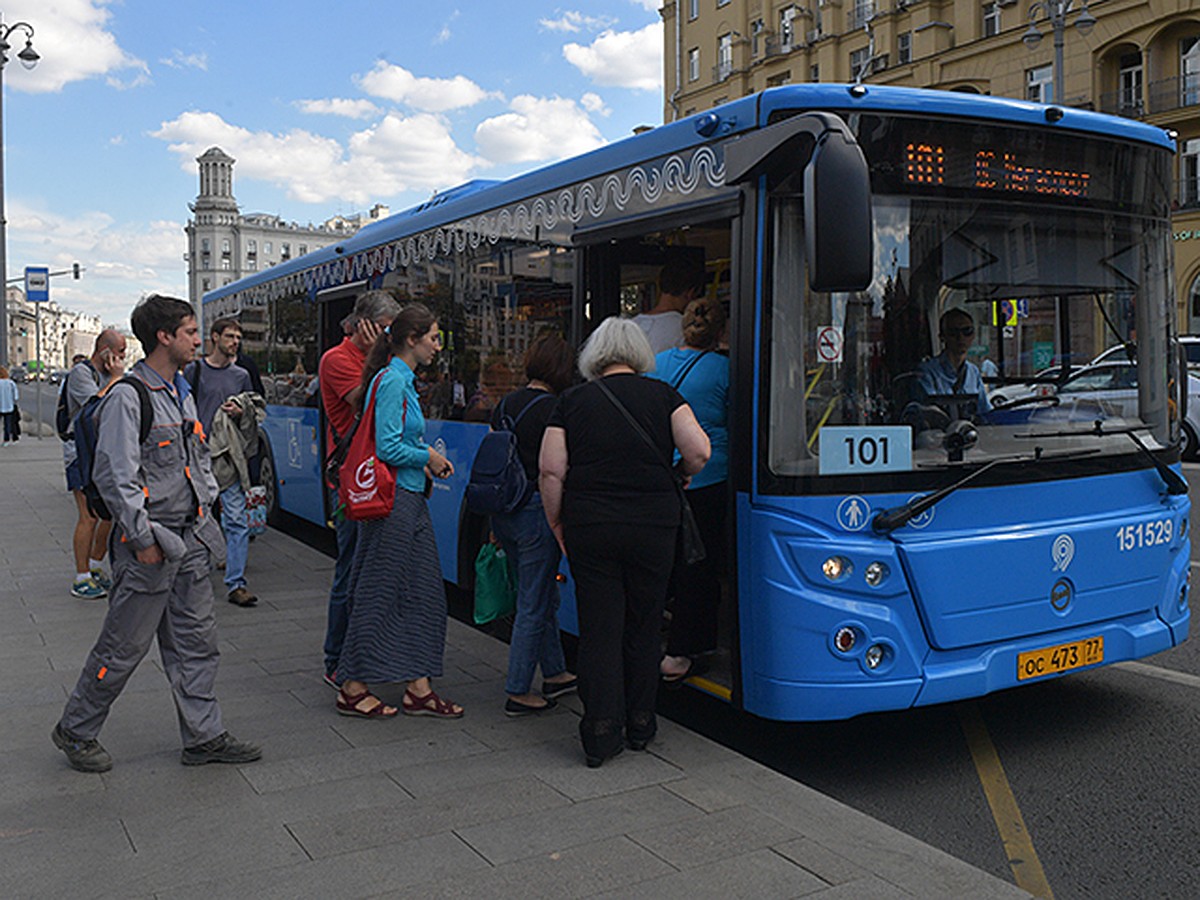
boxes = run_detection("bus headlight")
[823,556,852,581]
[834,626,857,653]
[864,644,886,669]
[864,561,889,587]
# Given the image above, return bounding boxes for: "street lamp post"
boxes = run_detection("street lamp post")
[0,16,39,370]
[1022,0,1096,106]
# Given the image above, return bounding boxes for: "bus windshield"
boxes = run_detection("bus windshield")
[764,127,1176,494]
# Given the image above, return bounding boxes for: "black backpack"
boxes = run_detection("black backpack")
[74,377,153,520]
[56,362,102,441]
[465,393,552,516]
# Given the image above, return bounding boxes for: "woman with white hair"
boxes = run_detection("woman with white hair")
[540,316,710,767]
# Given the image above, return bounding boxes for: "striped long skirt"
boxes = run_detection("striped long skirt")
[337,489,447,684]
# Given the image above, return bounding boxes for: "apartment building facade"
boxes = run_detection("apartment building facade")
[661,0,1200,330]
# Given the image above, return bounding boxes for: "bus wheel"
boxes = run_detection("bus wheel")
[258,446,282,525]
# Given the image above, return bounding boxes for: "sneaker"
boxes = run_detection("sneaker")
[70,576,107,600]
[180,732,262,766]
[227,587,258,607]
[90,570,112,592]
[323,670,339,690]
[541,675,578,700]
[51,723,113,773]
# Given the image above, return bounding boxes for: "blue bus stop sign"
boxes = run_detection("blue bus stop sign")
[25,266,49,303]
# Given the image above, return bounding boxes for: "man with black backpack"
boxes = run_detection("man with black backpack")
[52,294,261,774]
[59,329,126,600]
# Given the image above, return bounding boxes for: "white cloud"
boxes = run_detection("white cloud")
[3,0,148,94]
[475,95,605,165]
[151,110,481,205]
[631,0,661,11]
[434,10,459,44]
[581,92,610,116]
[160,50,208,71]
[539,11,616,33]
[295,98,382,120]
[563,23,663,91]
[8,200,187,326]
[355,61,492,112]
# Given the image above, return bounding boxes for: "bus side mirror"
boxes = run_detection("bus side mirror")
[805,130,873,293]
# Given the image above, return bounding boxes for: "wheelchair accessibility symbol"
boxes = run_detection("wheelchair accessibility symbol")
[905,495,935,529]
[836,496,870,531]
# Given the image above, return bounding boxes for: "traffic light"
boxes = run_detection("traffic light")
[73,262,81,279]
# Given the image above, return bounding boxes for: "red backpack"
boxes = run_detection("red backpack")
[338,374,395,521]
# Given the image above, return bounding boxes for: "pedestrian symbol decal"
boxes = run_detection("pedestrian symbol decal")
[836,495,870,531]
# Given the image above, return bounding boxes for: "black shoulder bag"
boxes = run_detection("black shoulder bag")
[595,378,705,566]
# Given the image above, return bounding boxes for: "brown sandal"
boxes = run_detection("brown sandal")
[337,688,398,718]
[402,688,463,718]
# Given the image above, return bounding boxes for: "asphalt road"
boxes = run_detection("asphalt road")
[659,464,1200,900]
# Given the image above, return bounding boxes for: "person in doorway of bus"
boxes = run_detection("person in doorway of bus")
[52,294,261,774]
[63,329,127,600]
[317,289,400,689]
[540,317,710,767]
[631,257,707,354]
[651,298,730,684]
[0,366,18,445]
[334,303,463,720]
[916,308,993,418]
[489,334,579,717]
[185,318,257,606]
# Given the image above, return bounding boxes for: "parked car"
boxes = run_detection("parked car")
[1091,335,1200,370]
[1049,361,1200,459]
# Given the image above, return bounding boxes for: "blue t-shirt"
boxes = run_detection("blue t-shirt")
[651,347,729,489]
[916,352,992,415]
[373,357,431,494]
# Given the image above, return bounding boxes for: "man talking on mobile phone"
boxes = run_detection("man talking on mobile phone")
[62,329,127,600]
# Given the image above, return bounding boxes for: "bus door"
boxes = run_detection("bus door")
[576,213,740,699]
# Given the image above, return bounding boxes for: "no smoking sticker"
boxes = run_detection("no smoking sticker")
[817,326,843,364]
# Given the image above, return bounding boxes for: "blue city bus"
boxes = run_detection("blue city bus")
[203,84,1190,721]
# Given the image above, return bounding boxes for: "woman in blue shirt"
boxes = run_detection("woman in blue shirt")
[650,298,729,683]
[334,303,463,720]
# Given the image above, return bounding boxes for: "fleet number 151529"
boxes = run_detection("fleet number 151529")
[1116,519,1172,552]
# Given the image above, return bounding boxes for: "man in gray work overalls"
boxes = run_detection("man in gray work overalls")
[52,294,262,773]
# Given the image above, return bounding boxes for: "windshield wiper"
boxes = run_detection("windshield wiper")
[872,447,1102,533]
[1014,420,1188,496]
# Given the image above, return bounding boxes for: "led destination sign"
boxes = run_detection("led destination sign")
[905,142,1091,198]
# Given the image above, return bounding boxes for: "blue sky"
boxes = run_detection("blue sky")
[4,0,664,325]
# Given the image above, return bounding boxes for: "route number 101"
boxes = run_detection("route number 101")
[818,426,913,476]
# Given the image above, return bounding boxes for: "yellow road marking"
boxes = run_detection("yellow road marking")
[957,702,1055,899]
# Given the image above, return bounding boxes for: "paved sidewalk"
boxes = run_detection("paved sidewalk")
[0,439,1029,899]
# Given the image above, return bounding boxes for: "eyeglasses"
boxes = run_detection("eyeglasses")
[944,325,975,337]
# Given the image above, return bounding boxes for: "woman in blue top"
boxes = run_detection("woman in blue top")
[651,298,729,683]
[335,303,463,719]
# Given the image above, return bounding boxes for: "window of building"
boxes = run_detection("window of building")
[717,33,733,81]
[1181,138,1200,208]
[202,278,210,292]
[751,18,765,56]
[1183,37,1200,106]
[1119,52,1143,115]
[713,96,728,106]
[201,238,210,253]
[851,0,874,30]
[264,241,273,255]
[810,64,820,82]
[780,6,797,52]
[299,244,307,256]
[688,47,700,82]
[247,260,257,271]
[898,32,912,64]
[983,3,1001,39]
[281,242,291,261]
[717,0,730,6]
[221,258,231,270]
[221,239,230,254]
[247,239,257,255]
[688,0,698,20]
[766,71,792,87]
[1026,64,1053,102]
[851,47,871,81]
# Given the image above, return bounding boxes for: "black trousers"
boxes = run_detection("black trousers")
[566,520,676,760]
[666,481,727,658]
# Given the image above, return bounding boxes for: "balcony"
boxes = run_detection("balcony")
[765,34,797,57]
[1098,90,1144,119]
[713,61,733,83]
[1148,75,1200,115]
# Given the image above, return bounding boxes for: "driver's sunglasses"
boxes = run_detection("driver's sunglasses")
[944,325,975,337]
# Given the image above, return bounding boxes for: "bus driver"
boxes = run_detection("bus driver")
[916,308,993,420]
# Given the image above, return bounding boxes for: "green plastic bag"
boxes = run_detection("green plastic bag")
[473,542,516,625]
